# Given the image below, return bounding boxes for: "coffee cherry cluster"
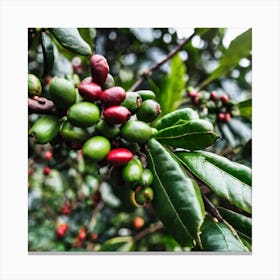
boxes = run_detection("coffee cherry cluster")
[29,54,161,206]
[188,89,236,123]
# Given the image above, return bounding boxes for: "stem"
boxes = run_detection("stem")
[202,194,243,243]
[133,221,163,242]
[28,97,56,114]
[87,201,104,230]
[129,31,196,91]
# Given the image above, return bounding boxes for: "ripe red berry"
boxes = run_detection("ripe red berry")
[188,90,199,98]
[210,91,218,101]
[103,106,131,124]
[60,200,72,215]
[100,87,126,107]
[224,112,231,122]
[78,227,87,241]
[217,112,226,122]
[220,94,229,104]
[43,166,51,175]
[56,223,68,238]
[92,191,102,204]
[44,150,53,160]
[90,54,110,85]
[133,216,145,229]
[106,148,134,166]
[78,80,102,102]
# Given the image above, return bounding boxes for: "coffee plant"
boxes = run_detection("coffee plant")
[28,28,252,252]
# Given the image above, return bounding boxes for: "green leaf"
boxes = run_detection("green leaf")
[174,150,252,213]
[237,99,252,120]
[217,207,251,237]
[198,29,252,89]
[157,54,186,115]
[154,108,199,131]
[51,28,92,56]
[200,217,248,252]
[147,139,205,247]
[78,28,95,51]
[154,119,219,150]
[218,122,241,148]
[98,236,134,252]
[41,32,54,76]
[227,117,252,145]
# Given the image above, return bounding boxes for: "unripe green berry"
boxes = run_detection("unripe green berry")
[82,136,111,161]
[122,159,143,188]
[136,99,161,123]
[67,102,100,128]
[134,186,154,205]
[95,119,120,139]
[136,90,156,101]
[139,169,153,187]
[121,91,142,113]
[28,74,42,97]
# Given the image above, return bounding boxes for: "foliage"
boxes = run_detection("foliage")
[28,27,252,252]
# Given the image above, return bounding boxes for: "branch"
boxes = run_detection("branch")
[129,31,196,91]
[133,221,163,242]
[28,96,56,114]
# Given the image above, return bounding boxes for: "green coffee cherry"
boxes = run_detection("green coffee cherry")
[135,186,154,205]
[49,77,76,111]
[121,120,153,144]
[139,169,153,187]
[60,120,90,142]
[122,159,143,188]
[67,102,100,128]
[66,73,81,87]
[82,136,111,161]
[121,91,142,113]
[136,90,156,101]
[95,119,120,139]
[29,115,60,144]
[103,73,115,89]
[28,74,42,97]
[136,99,161,123]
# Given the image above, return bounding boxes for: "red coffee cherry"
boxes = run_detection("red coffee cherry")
[220,94,229,104]
[106,148,133,166]
[100,86,126,107]
[44,150,53,161]
[78,79,102,102]
[224,112,231,122]
[133,216,145,229]
[217,112,226,122]
[56,223,68,238]
[210,91,218,101]
[103,106,131,124]
[43,166,51,175]
[90,54,110,85]
[60,200,72,215]
[188,90,199,98]
[77,227,87,241]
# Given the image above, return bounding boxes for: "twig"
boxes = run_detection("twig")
[28,96,56,114]
[87,201,104,230]
[129,31,196,91]
[133,221,163,242]
[202,194,243,243]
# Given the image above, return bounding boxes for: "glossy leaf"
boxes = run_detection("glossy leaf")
[154,119,219,150]
[98,236,134,251]
[238,99,252,120]
[218,122,241,148]
[227,117,252,145]
[157,54,186,115]
[174,150,252,213]
[217,207,251,237]
[51,28,92,56]
[147,139,205,247]
[41,32,54,75]
[154,108,199,131]
[200,217,248,252]
[198,29,252,89]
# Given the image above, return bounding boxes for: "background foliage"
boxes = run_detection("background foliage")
[28,27,252,252]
